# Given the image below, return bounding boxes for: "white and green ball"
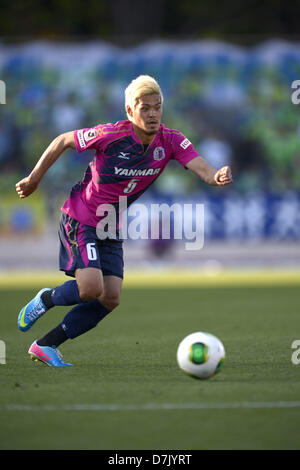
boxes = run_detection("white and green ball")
[177,332,225,379]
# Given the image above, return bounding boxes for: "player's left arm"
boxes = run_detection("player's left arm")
[186,156,233,186]
[15,131,76,198]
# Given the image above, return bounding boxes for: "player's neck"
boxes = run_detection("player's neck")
[132,124,157,146]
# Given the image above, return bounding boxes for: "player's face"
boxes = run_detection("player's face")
[130,94,162,136]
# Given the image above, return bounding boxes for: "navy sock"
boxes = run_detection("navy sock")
[41,289,54,309]
[37,325,68,348]
[61,299,111,339]
[51,280,82,306]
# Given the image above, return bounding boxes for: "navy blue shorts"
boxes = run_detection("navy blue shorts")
[58,212,124,279]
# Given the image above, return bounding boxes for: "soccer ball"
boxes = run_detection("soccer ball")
[177,332,225,379]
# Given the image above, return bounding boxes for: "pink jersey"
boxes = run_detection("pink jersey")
[61,120,199,227]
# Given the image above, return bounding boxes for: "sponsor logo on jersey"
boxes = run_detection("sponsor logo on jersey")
[117,152,130,159]
[114,167,161,177]
[180,138,191,150]
[153,147,165,161]
[77,129,86,148]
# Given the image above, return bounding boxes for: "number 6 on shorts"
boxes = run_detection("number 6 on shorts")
[86,242,98,261]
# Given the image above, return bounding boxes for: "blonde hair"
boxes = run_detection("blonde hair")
[125,75,163,120]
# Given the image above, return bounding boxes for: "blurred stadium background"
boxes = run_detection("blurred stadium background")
[1,29,300,279]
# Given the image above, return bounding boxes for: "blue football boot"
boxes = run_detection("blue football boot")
[18,288,51,332]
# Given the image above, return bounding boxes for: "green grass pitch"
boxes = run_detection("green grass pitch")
[0,276,300,449]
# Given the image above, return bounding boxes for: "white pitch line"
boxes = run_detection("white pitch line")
[2,401,300,411]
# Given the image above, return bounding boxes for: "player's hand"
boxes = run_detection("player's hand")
[214,166,233,186]
[15,176,39,198]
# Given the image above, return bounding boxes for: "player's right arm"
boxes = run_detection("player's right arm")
[15,131,76,198]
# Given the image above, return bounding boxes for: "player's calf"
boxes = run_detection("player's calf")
[61,299,111,339]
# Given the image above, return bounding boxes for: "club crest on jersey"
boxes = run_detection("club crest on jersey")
[153,147,165,161]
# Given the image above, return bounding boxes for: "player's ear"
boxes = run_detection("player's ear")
[126,105,134,120]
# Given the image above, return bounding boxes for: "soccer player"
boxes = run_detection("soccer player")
[15,75,233,366]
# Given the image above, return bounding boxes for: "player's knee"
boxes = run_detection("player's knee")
[75,268,104,302]
[79,285,103,302]
[101,294,120,311]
